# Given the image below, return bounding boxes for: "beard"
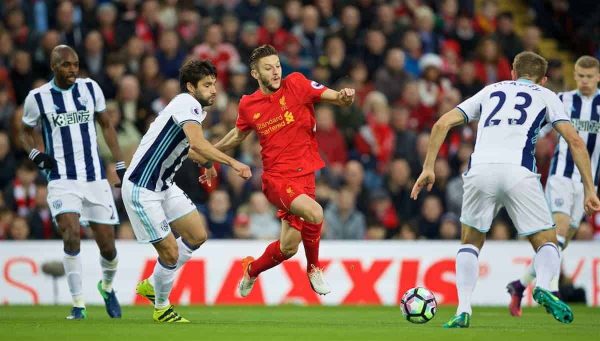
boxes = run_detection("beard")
[260,75,280,92]
[192,90,215,107]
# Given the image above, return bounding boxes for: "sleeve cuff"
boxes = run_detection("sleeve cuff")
[22,119,38,127]
[178,119,201,127]
[552,119,570,126]
[456,107,469,123]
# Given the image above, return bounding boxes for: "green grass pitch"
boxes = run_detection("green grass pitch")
[1,305,598,341]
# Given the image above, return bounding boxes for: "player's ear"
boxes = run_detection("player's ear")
[186,81,195,93]
[511,69,517,81]
[250,69,259,81]
[539,76,547,86]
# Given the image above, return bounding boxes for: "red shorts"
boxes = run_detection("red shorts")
[262,172,315,231]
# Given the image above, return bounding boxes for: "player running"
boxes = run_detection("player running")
[213,45,355,297]
[411,51,600,328]
[21,45,124,320]
[507,55,600,316]
[124,60,251,323]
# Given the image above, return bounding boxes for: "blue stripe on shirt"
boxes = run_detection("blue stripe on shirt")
[129,119,177,187]
[521,108,547,171]
[72,84,96,181]
[564,94,582,178]
[50,89,77,180]
[144,128,186,189]
[86,82,96,108]
[160,146,189,191]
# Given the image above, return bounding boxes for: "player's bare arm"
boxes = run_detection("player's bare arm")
[214,127,251,152]
[21,124,56,170]
[411,108,466,199]
[183,122,252,180]
[188,148,218,185]
[319,88,356,106]
[553,121,600,214]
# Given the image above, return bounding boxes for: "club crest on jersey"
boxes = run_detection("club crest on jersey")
[160,220,169,232]
[52,200,62,210]
[555,198,564,207]
[77,96,88,106]
[253,112,261,120]
[311,81,324,89]
[279,96,287,110]
[286,186,295,196]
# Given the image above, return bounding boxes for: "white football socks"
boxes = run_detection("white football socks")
[534,242,561,291]
[63,251,85,308]
[152,258,177,309]
[455,244,480,315]
[175,238,196,270]
[100,254,118,292]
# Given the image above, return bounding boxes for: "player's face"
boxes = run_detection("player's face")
[256,55,282,92]
[191,75,217,107]
[53,52,79,87]
[574,65,600,96]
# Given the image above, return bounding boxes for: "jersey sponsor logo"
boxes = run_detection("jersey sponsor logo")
[310,81,324,89]
[49,110,92,128]
[571,118,600,133]
[253,112,262,120]
[256,114,287,136]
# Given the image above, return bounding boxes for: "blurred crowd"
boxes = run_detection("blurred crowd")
[1,0,599,241]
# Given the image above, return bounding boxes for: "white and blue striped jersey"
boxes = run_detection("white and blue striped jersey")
[458,79,570,172]
[125,93,207,192]
[549,89,600,184]
[23,78,107,181]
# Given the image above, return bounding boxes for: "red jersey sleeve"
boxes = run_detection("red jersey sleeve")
[235,96,252,132]
[288,72,329,104]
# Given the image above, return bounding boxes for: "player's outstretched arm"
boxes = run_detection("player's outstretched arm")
[319,88,356,106]
[183,122,251,180]
[411,108,465,200]
[97,113,127,186]
[21,125,56,170]
[214,127,251,152]
[554,121,600,214]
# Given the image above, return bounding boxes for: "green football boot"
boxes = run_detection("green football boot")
[135,278,156,304]
[153,305,190,323]
[443,312,470,328]
[533,287,574,324]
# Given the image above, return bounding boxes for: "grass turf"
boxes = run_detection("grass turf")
[0,305,598,341]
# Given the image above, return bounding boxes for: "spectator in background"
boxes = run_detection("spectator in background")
[369,189,399,238]
[0,29,15,67]
[138,54,163,103]
[280,35,312,76]
[96,100,141,163]
[316,0,339,30]
[175,8,201,49]
[343,161,371,217]
[417,53,452,109]
[117,221,136,240]
[337,5,364,59]
[97,53,126,100]
[81,30,105,78]
[386,158,417,224]
[0,208,14,240]
[5,8,35,50]
[96,2,120,52]
[391,107,418,166]
[32,30,60,79]
[401,30,422,78]
[201,189,234,239]
[315,104,348,177]
[455,60,484,99]
[451,14,479,60]
[438,0,459,36]
[474,0,498,35]
[245,192,280,240]
[375,48,413,104]
[221,13,241,45]
[446,161,467,216]
[416,195,443,239]
[324,187,366,240]
[124,36,145,75]
[522,25,543,54]
[193,23,240,87]
[8,216,30,240]
[135,0,161,51]
[489,219,512,240]
[0,83,15,130]
[55,1,86,51]
[116,74,148,133]
[227,63,252,99]
[9,50,34,104]
[414,6,442,54]
[439,40,462,81]
[396,221,418,240]
[473,37,511,84]
[544,59,568,93]
[3,161,38,218]
[362,29,387,79]
[238,22,260,68]
[322,36,350,85]
[375,3,406,46]
[258,6,291,52]
[151,79,179,115]
[292,5,325,69]
[439,212,460,239]
[493,11,524,62]
[333,76,366,146]
[27,181,57,240]
[282,0,302,30]
[0,131,17,191]
[156,30,185,79]
[235,0,267,25]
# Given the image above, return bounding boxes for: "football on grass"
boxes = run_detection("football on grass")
[400,287,437,324]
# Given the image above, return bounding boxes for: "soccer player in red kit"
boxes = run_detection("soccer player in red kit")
[214,45,355,296]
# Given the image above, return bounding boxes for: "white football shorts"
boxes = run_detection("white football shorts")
[121,180,196,243]
[47,179,119,225]
[545,175,585,228]
[460,163,554,236]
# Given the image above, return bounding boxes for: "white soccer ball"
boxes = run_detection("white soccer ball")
[400,287,437,324]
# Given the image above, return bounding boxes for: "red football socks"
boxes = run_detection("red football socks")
[248,240,290,277]
[301,221,323,271]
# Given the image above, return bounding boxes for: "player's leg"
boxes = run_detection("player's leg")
[238,219,299,297]
[56,212,87,320]
[290,194,324,271]
[48,180,87,320]
[90,223,121,318]
[169,210,208,270]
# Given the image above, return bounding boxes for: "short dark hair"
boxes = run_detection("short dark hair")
[575,55,600,71]
[513,51,548,83]
[249,44,278,70]
[179,59,217,92]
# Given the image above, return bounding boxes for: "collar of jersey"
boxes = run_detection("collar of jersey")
[576,88,600,99]
[50,78,75,92]
[516,78,534,84]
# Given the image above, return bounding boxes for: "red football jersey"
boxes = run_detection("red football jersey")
[237,72,328,177]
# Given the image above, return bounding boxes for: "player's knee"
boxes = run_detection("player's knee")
[304,205,324,224]
[280,244,298,258]
[99,244,117,260]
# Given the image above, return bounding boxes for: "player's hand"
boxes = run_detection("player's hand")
[199,166,218,187]
[114,161,126,188]
[410,169,435,200]
[231,161,252,180]
[584,194,600,215]
[29,149,56,170]
[339,88,355,106]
